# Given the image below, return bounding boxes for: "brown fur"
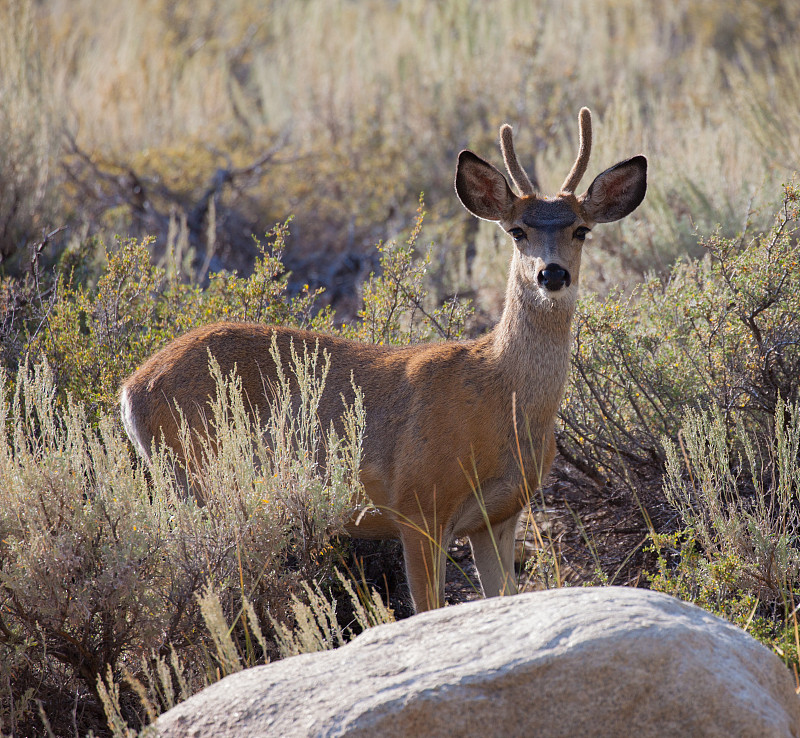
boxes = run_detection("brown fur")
[120,109,647,612]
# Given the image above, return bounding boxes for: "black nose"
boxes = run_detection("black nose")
[537,263,571,291]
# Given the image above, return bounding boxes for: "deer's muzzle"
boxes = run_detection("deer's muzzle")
[538,264,571,291]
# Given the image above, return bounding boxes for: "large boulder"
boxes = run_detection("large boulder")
[156,587,800,737]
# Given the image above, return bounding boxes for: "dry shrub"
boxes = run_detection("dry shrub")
[650,397,800,672]
[0,345,364,734]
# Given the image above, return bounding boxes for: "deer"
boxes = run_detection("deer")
[120,108,647,612]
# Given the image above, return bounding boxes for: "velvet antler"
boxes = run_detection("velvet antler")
[560,107,592,194]
[500,124,538,196]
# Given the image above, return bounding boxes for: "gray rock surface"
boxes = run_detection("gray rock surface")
[156,586,800,737]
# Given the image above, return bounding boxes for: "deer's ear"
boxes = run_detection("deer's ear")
[455,151,518,222]
[580,156,647,223]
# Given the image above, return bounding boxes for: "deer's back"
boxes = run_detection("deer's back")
[121,321,525,515]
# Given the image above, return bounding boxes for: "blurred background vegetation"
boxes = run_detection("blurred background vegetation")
[2,0,800,734]
[2,0,799,304]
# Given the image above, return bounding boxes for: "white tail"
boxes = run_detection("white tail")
[120,108,647,612]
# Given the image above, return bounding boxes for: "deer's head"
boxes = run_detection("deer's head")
[455,108,647,304]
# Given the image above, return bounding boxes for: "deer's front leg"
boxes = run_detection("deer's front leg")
[399,522,448,612]
[469,513,519,599]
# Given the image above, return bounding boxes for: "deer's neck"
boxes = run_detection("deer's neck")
[486,256,576,426]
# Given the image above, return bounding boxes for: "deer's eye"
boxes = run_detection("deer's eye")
[509,228,526,242]
[573,226,590,241]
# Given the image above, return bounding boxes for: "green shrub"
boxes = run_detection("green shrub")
[649,396,800,672]
[558,183,800,492]
[647,530,794,661]
[8,223,328,421]
[341,201,472,346]
[7,208,467,424]
[556,183,800,677]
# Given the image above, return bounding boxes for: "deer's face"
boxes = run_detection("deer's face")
[455,143,647,303]
[500,194,587,301]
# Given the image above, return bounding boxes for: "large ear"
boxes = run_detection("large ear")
[580,155,647,223]
[455,150,518,222]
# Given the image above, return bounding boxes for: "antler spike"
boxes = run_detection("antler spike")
[500,124,538,196]
[560,107,593,194]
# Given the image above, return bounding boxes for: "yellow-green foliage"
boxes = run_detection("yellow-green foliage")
[647,531,791,660]
[18,223,330,419]
[341,201,472,346]
[4,203,472,424]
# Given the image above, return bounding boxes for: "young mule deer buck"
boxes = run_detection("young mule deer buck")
[120,108,646,612]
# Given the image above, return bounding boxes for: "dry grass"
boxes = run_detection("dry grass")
[2,0,798,303]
